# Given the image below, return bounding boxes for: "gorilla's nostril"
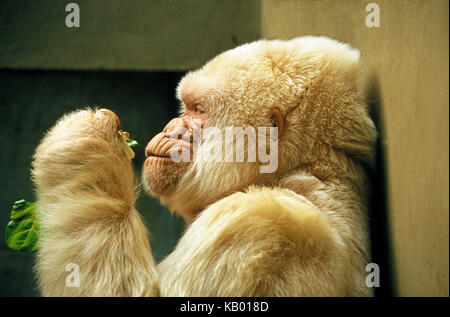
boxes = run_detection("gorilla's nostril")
[98,108,121,130]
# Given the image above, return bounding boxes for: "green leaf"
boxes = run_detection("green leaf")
[10,199,36,220]
[5,200,39,252]
[126,138,139,148]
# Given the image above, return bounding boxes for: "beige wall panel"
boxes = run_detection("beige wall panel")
[263,0,448,296]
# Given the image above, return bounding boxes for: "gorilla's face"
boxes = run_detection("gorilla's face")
[142,37,376,219]
[142,57,286,218]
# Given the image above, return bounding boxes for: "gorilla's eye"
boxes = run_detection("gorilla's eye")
[268,107,285,137]
[193,103,206,115]
[270,117,278,128]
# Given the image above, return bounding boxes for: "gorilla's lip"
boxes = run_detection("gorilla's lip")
[145,137,191,160]
[147,154,172,159]
[145,146,172,159]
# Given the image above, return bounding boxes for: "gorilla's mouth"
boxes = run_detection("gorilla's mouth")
[145,132,190,159]
[143,135,191,198]
[147,154,172,159]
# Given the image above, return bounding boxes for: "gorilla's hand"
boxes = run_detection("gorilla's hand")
[31,109,158,296]
[32,108,136,205]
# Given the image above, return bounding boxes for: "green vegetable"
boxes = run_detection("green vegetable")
[126,138,139,148]
[5,139,139,252]
[5,199,39,252]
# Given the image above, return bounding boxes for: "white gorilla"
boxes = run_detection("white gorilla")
[32,36,376,296]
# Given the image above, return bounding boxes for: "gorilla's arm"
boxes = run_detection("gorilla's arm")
[157,186,369,296]
[32,109,159,296]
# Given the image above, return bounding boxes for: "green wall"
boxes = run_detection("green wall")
[0,0,261,71]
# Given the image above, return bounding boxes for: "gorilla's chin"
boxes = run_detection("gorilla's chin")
[143,156,188,197]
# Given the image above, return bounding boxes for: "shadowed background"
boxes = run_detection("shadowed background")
[0,70,188,296]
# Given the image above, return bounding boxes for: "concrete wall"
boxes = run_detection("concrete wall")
[262,0,449,296]
[0,0,261,71]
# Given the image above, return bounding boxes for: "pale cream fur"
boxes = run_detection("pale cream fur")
[33,36,376,296]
